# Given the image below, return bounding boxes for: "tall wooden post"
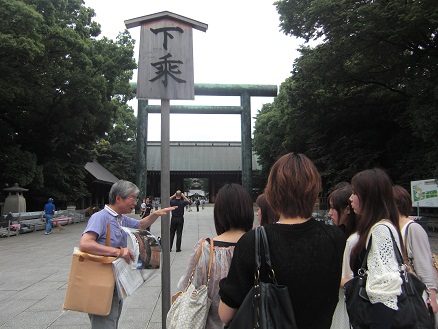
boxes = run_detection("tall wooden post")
[160,99,171,324]
[125,12,207,328]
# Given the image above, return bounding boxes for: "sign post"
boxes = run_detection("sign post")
[125,12,207,328]
[411,179,438,208]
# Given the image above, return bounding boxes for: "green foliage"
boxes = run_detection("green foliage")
[197,178,209,193]
[254,0,438,192]
[0,0,136,208]
[95,102,137,182]
[183,178,209,195]
[253,82,290,176]
[0,145,43,188]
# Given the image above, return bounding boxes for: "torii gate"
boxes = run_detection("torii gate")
[132,83,278,199]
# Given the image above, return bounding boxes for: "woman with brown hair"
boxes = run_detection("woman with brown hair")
[393,185,438,325]
[218,153,346,329]
[328,183,357,237]
[328,182,358,328]
[255,193,279,226]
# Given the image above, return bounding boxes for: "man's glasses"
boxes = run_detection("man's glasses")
[126,196,139,203]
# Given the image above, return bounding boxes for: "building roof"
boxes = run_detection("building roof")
[84,161,119,185]
[146,141,261,171]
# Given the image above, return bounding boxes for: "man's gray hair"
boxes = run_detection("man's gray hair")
[176,190,182,197]
[109,180,139,204]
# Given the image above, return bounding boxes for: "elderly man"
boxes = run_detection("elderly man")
[79,180,176,329]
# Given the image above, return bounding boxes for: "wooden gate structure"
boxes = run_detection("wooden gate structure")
[132,83,277,199]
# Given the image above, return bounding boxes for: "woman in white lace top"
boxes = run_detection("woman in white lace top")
[349,168,403,329]
[175,183,254,329]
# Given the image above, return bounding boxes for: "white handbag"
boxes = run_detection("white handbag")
[166,238,214,329]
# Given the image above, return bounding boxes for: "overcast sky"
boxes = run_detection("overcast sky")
[84,0,303,141]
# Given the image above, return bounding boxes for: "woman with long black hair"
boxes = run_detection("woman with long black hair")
[349,168,403,329]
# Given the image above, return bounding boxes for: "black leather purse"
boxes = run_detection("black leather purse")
[225,226,297,329]
[344,225,434,329]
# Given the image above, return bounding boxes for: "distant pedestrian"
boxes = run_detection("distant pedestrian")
[44,198,56,235]
[169,190,191,252]
[154,199,159,211]
[85,205,99,217]
[140,199,146,217]
[201,199,206,210]
[142,197,154,231]
[195,197,200,212]
[186,200,192,212]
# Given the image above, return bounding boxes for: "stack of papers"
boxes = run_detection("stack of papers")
[112,227,161,299]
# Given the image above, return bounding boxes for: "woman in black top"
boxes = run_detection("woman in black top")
[219,153,346,329]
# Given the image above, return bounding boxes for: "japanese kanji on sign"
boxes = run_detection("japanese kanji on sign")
[138,19,193,100]
[126,12,207,100]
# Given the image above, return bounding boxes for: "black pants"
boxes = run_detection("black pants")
[170,216,184,251]
[142,211,151,232]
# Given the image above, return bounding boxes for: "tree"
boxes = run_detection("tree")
[253,0,438,191]
[95,101,137,182]
[0,0,136,208]
[253,80,291,177]
[284,43,408,187]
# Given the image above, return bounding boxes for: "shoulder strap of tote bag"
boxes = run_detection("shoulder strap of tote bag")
[106,221,111,246]
[361,235,373,270]
[403,221,416,268]
[403,221,414,249]
[206,238,214,284]
[256,226,278,283]
[255,226,271,270]
[78,221,114,264]
[364,224,404,268]
[253,227,262,327]
[255,226,261,270]
[184,237,214,289]
[361,224,403,268]
[184,238,205,290]
[383,225,404,266]
[260,226,272,268]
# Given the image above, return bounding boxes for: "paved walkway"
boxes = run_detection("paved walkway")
[2,207,438,329]
[0,205,225,329]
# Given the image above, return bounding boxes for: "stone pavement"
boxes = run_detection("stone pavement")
[0,205,226,329]
[1,206,438,329]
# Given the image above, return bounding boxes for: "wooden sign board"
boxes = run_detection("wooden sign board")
[137,19,194,100]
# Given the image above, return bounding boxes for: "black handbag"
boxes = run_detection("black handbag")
[225,226,297,329]
[344,225,434,329]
